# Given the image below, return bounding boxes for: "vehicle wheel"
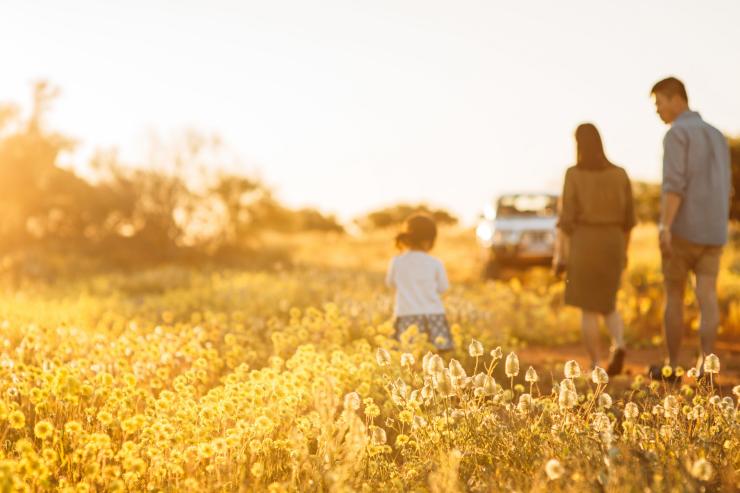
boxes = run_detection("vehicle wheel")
[483,258,502,280]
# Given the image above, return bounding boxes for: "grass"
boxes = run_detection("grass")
[0,224,737,491]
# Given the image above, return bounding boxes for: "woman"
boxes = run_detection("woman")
[554,123,636,375]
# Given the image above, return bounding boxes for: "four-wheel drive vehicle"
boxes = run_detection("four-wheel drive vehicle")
[476,193,559,278]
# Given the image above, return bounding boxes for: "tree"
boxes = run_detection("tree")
[293,208,344,233]
[631,181,661,224]
[355,203,458,231]
[0,81,92,251]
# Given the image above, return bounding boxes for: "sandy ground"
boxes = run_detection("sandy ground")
[516,336,740,391]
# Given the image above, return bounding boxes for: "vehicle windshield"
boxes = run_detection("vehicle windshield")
[496,194,557,218]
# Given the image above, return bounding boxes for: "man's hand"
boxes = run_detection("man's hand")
[659,193,681,258]
[659,226,673,257]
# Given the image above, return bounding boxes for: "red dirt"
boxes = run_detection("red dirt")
[516,336,740,389]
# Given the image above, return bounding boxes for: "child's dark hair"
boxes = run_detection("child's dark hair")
[395,213,437,250]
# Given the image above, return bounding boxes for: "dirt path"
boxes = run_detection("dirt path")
[516,336,740,390]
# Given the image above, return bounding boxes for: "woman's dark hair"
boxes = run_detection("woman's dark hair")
[395,213,437,250]
[575,123,611,170]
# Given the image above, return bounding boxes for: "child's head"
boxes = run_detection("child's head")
[395,213,437,251]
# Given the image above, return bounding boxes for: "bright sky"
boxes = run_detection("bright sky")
[1,0,739,224]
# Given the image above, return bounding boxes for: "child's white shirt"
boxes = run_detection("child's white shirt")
[386,251,449,317]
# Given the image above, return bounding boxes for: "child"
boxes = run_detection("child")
[386,213,453,351]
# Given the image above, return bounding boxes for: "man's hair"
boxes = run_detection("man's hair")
[651,77,688,102]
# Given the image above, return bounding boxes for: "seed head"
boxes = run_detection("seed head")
[525,366,539,383]
[468,339,484,358]
[448,359,467,379]
[624,402,639,420]
[591,412,611,432]
[686,367,699,378]
[591,366,609,385]
[558,386,577,409]
[421,384,433,400]
[690,458,714,482]
[343,392,361,411]
[516,393,533,413]
[473,372,487,388]
[434,370,455,397]
[598,393,612,409]
[422,352,433,373]
[663,395,679,416]
[703,354,720,374]
[505,352,519,377]
[400,353,415,368]
[564,360,581,379]
[545,459,564,480]
[561,378,576,393]
[376,348,391,367]
[482,375,497,396]
[371,426,387,445]
[733,385,740,398]
[428,354,445,375]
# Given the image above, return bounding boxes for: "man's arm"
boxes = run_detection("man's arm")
[660,192,683,229]
[659,192,682,255]
[660,128,687,255]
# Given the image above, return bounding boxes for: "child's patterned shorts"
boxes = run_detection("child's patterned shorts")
[393,314,453,350]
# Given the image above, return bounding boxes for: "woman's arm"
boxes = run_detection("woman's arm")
[554,169,576,272]
[553,228,570,272]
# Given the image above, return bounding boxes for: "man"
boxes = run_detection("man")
[649,76,731,379]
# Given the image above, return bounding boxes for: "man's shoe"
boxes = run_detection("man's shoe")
[606,347,626,376]
[647,364,681,384]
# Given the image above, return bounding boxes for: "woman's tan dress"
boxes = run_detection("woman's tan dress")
[558,164,636,314]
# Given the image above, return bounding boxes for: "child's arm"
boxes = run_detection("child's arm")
[436,261,449,294]
[385,258,396,288]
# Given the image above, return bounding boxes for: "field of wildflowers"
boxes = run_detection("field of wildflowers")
[0,226,738,491]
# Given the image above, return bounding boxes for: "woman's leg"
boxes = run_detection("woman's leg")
[604,310,627,375]
[604,310,626,350]
[581,310,601,369]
